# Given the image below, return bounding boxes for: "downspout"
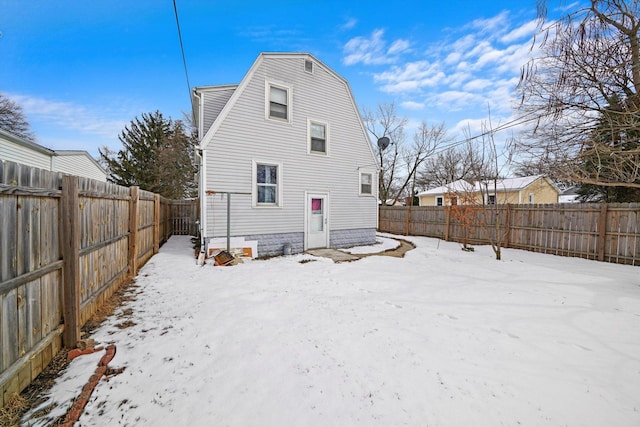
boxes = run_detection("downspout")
[192,88,207,261]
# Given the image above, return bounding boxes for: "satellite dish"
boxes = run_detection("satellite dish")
[377,136,390,151]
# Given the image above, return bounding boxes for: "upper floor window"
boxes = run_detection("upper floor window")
[304,59,314,73]
[528,193,534,204]
[360,172,373,195]
[436,196,444,206]
[487,194,496,205]
[308,120,328,154]
[267,83,290,122]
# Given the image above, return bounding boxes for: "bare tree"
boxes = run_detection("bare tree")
[362,102,447,204]
[447,119,511,260]
[516,0,640,199]
[361,102,407,205]
[405,121,449,204]
[0,93,34,141]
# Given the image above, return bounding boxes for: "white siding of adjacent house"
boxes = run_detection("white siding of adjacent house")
[201,86,236,137]
[0,137,51,170]
[202,55,377,239]
[53,152,107,182]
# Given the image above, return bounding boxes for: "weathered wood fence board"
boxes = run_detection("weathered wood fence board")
[379,203,640,266]
[169,199,199,236]
[0,160,199,407]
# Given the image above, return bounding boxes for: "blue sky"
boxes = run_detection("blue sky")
[1,1,572,158]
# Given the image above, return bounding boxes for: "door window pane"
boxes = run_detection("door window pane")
[311,198,323,231]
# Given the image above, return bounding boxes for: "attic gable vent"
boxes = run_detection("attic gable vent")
[304,59,313,73]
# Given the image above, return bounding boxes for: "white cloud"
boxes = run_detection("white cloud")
[428,90,486,112]
[444,51,462,65]
[401,100,425,110]
[463,78,493,91]
[344,9,539,144]
[343,29,410,65]
[342,18,357,30]
[500,20,538,43]
[468,11,509,34]
[6,93,138,153]
[12,94,126,137]
[373,61,445,93]
[388,39,410,55]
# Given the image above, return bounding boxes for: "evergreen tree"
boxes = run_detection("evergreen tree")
[100,111,197,199]
[576,96,640,202]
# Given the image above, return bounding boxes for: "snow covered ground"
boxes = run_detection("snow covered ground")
[24,234,640,426]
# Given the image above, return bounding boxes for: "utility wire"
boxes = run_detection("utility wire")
[426,110,543,156]
[172,0,194,122]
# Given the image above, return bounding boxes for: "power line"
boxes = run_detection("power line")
[427,110,543,156]
[172,0,193,121]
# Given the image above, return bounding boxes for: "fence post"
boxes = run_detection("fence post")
[597,203,608,261]
[404,204,411,235]
[445,206,451,241]
[153,194,160,254]
[128,186,139,277]
[504,204,512,248]
[61,175,81,347]
[166,200,171,240]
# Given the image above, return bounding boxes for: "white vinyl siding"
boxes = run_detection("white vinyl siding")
[53,153,107,182]
[203,55,377,238]
[0,134,106,181]
[0,137,51,170]
[201,86,236,136]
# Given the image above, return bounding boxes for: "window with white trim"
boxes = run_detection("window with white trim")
[304,59,313,73]
[360,172,373,195]
[528,193,534,204]
[436,196,444,206]
[253,161,282,206]
[487,194,496,205]
[308,120,328,154]
[267,83,290,122]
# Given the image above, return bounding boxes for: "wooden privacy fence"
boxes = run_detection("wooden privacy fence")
[0,160,198,407]
[169,199,199,236]
[379,203,640,266]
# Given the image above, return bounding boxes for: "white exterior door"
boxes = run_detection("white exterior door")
[306,193,328,249]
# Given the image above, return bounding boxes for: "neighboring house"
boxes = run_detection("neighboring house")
[0,128,107,181]
[559,186,580,203]
[417,175,560,206]
[192,52,378,256]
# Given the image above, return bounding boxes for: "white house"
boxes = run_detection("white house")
[0,128,107,181]
[192,52,378,256]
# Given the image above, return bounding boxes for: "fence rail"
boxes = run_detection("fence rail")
[379,203,640,266]
[0,160,199,407]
